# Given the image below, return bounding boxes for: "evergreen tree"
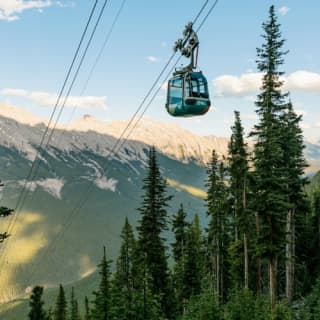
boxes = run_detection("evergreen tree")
[91,246,112,320]
[47,308,54,320]
[0,186,14,243]
[131,269,164,320]
[69,287,80,320]
[172,204,189,264]
[111,218,136,319]
[137,146,172,315]
[184,214,202,299]
[280,101,308,302]
[28,286,47,320]
[54,285,67,320]
[182,289,222,320]
[171,204,189,315]
[227,111,251,289]
[250,5,289,308]
[298,189,320,295]
[84,296,90,320]
[206,150,229,301]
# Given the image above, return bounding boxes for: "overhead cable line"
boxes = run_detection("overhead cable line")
[14,0,126,219]
[23,0,219,290]
[0,0,100,270]
[49,0,128,147]
[13,0,100,215]
[0,0,107,280]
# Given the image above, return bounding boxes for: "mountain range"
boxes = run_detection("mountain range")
[0,104,319,317]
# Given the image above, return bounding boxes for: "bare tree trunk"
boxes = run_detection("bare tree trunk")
[216,239,220,300]
[244,233,249,289]
[286,209,292,302]
[269,256,276,310]
[243,179,248,289]
[255,212,262,295]
[285,209,291,301]
[210,238,216,293]
[292,211,295,299]
[235,198,239,242]
[286,209,295,302]
[221,254,224,302]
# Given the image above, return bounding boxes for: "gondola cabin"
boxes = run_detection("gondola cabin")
[166,71,210,117]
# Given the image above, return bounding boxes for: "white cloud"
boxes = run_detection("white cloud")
[0,0,52,21]
[1,88,28,96]
[56,1,75,8]
[301,123,311,129]
[278,6,290,16]
[213,73,262,97]
[213,70,320,97]
[284,71,320,92]
[0,1,73,21]
[147,55,159,63]
[242,113,258,120]
[0,88,107,110]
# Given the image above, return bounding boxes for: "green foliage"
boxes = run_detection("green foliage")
[206,150,230,299]
[91,247,112,320]
[226,290,275,320]
[84,296,90,320]
[249,5,293,306]
[228,110,249,233]
[54,285,67,320]
[28,286,48,320]
[171,204,189,315]
[110,218,136,319]
[137,146,172,315]
[301,279,320,320]
[172,204,189,263]
[0,200,14,243]
[184,214,202,299]
[227,111,251,289]
[182,290,222,320]
[69,287,80,320]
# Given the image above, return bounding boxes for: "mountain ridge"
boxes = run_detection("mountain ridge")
[0,104,319,305]
[0,104,319,172]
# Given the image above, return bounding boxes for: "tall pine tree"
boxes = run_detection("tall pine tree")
[250,5,289,308]
[137,146,172,315]
[28,286,47,320]
[206,150,229,301]
[69,287,80,320]
[184,214,202,299]
[84,296,90,320]
[172,204,189,316]
[111,218,136,319]
[227,111,251,290]
[91,247,112,320]
[280,101,308,302]
[54,284,67,320]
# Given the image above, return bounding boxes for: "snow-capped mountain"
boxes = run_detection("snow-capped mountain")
[0,104,319,304]
[0,104,224,302]
[0,104,229,167]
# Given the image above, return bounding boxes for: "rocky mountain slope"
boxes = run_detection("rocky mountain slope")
[0,104,319,305]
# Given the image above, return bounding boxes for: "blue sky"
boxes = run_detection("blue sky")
[0,0,319,141]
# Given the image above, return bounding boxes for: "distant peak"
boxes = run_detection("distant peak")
[82,114,93,120]
[0,104,45,126]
